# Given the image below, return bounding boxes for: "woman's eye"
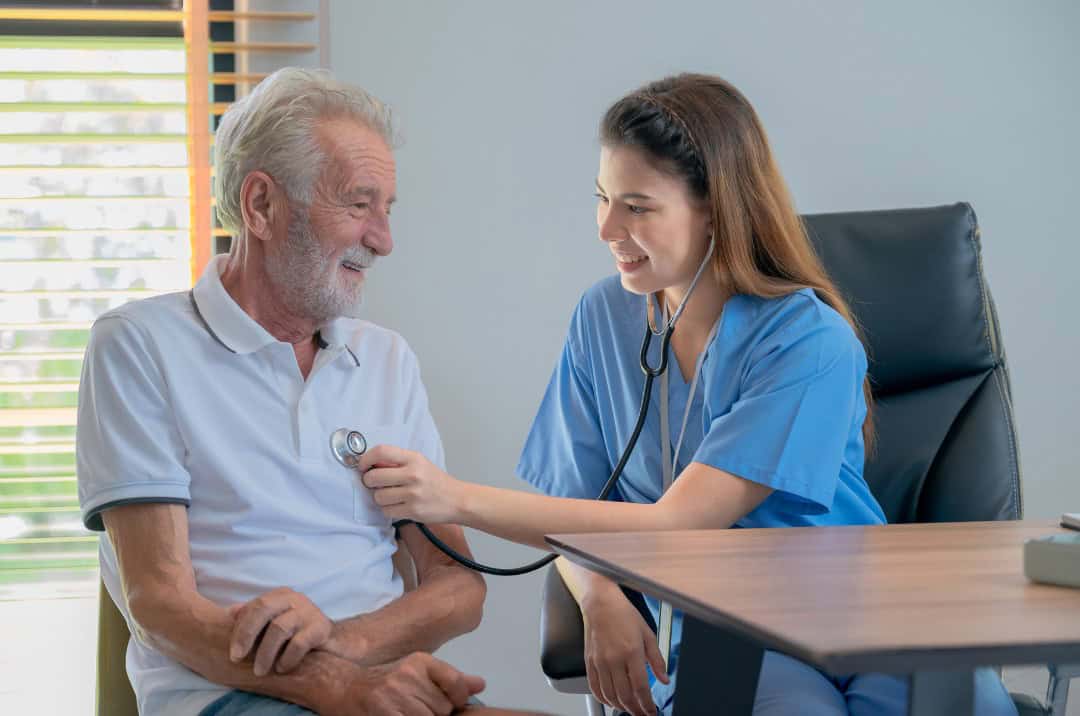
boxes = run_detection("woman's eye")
[594,193,609,203]
[627,204,648,215]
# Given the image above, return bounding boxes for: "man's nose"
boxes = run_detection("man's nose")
[363,211,393,256]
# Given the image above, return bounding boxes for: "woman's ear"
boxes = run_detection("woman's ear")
[239,171,277,242]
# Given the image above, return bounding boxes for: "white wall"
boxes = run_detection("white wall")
[328,1,1079,711]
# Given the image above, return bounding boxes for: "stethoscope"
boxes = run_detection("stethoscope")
[330,238,716,576]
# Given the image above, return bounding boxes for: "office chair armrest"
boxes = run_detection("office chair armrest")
[540,565,589,682]
[539,564,659,682]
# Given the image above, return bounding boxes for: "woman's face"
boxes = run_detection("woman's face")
[596,144,711,297]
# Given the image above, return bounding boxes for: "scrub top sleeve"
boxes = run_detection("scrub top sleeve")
[76,315,192,532]
[517,310,611,499]
[693,319,865,515]
[399,342,447,471]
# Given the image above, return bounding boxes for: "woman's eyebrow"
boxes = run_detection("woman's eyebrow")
[595,179,655,201]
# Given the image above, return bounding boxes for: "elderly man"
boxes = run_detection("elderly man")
[76,68,519,716]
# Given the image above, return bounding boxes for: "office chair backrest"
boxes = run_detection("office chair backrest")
[804,203,1022,523]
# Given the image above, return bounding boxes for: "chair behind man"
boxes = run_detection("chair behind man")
[539,203,1059,715]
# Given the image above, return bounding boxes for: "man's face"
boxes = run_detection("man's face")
[265,118,397,322]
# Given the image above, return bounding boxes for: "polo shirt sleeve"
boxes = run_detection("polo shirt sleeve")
[399,344,446,471]
[77,314,191,532]
[693,305,866,516]
[516,301,611,499]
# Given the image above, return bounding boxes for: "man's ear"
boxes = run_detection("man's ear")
[239,171,278,241]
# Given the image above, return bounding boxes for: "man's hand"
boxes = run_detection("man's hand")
[580,584,668,716]
[228,587,335,676]
[326,652,485,716]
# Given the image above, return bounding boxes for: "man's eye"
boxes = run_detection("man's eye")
[352,203,369,211]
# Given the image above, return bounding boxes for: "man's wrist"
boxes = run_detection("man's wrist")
[324,620,370,665]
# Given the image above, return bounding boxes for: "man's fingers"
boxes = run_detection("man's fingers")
[463,674,485,695]
[412,679,455,716]
[357,444,410,473]
[230,598,291,661]
[274,622,320,674]
[427,659,477,709]
[252,609,299,677]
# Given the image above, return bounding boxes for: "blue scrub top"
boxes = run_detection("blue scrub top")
[517,275,886,714]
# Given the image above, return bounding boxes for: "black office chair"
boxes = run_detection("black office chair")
[538,203,1067,716]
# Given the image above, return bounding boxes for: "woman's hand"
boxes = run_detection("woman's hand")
[358,445,467,524]
[580,583,669,716]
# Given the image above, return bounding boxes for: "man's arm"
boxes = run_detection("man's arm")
[326,522,486,666]
[104,503,482,714]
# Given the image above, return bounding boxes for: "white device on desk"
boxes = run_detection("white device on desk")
[1061,513,1080,531]
[1024,532,1080,588]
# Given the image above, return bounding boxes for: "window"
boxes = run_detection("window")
[0,31,190,599]
[0,3,322,711]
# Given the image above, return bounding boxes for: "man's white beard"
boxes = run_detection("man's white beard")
[265,207,373,324]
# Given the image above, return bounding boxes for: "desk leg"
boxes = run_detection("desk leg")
[672,615,763,716]
[909,669,974,716]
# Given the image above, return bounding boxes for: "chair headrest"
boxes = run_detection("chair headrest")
[804,203,1001,396]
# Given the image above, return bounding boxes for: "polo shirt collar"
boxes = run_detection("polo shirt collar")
[192,255,359,364]
[191,255,280,355]
[318,317,361,366]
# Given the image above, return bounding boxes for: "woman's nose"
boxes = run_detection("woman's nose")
[597,205,624,243]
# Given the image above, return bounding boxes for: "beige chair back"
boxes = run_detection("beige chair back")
[96,579,139,716]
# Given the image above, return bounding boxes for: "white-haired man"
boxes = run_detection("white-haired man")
[77,68,524,716]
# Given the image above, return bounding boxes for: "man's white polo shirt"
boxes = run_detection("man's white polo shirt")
[77,255,445,716]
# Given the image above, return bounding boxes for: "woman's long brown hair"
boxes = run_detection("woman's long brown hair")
[601,73,875,451]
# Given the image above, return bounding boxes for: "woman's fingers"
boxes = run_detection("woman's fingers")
[592,657,619,711]
[356,444,411,472]
[361,466,413,489]
[608,660,639,715]
[643,632,670,685]
[371,486,411,508]
[625,658,656,716]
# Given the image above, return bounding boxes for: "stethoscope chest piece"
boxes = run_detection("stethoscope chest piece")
[330,427,367,468]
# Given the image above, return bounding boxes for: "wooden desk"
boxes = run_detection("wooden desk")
[548,520,1080,716]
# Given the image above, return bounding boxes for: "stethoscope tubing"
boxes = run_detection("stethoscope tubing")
[391,320,671,576]
[370,238,712,576]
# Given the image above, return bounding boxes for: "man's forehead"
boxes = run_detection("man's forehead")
[317,122,396,193]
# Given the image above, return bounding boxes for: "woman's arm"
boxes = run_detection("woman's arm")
[358,445,773,550]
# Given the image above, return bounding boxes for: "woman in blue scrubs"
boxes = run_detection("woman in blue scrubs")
[359,74,1018,716]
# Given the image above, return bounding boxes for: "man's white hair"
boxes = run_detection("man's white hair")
[213,67,394,233]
